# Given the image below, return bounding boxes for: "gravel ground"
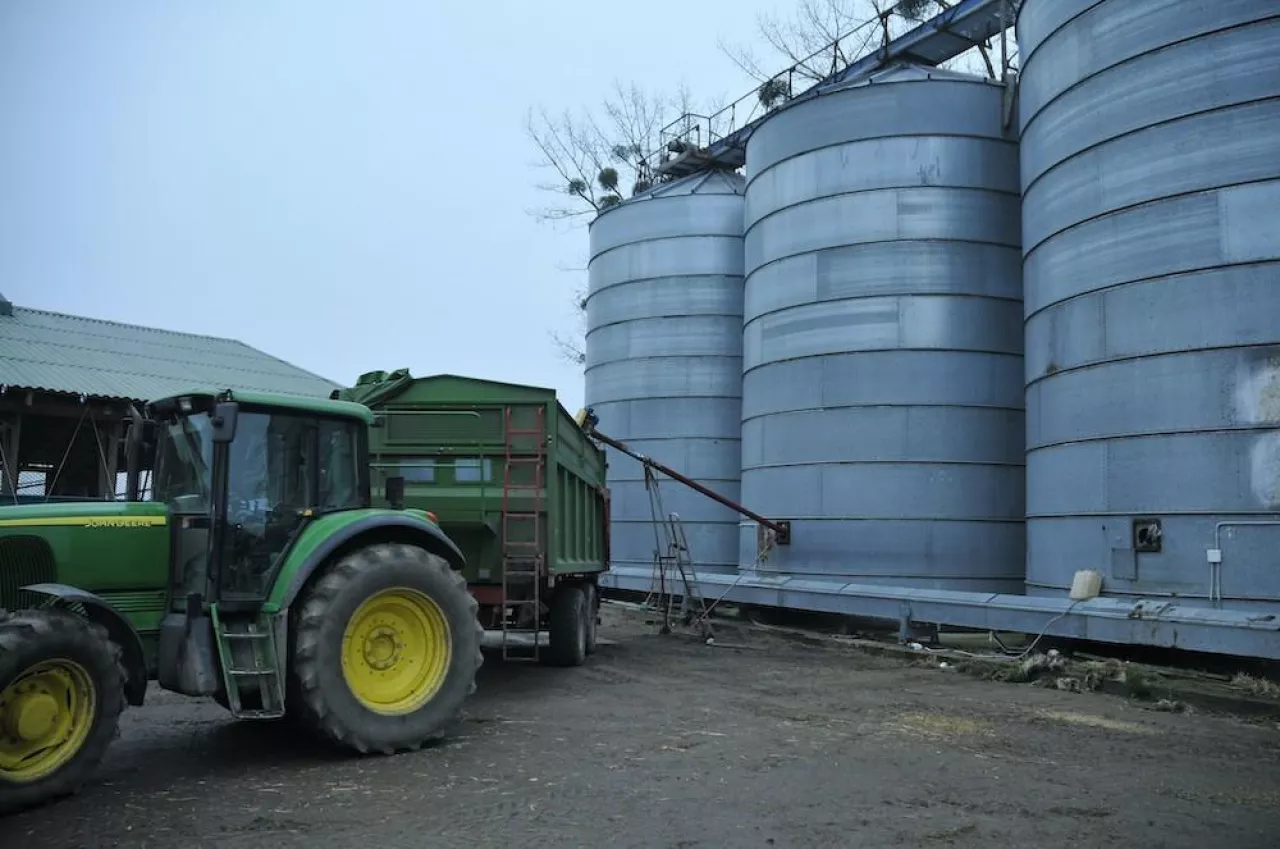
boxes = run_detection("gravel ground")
[9,604,1280,849]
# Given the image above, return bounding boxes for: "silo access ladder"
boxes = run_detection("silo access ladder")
[644,465,713,639]
[500,405,546,662]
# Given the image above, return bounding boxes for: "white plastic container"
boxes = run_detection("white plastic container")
[1069,569,1103,601]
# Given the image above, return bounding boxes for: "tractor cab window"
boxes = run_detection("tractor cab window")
[152,411,214,512]
[220,411,315,598]
[218,412,366,600]
[318,418,364,511]
[225,413,313,527]
[150,403,367,603]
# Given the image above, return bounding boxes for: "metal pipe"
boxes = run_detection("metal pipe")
[373,410,482,417]
[584,424,791,544]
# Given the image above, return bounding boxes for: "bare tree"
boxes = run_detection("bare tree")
[526,81,715,222]
[528,81,723,366]
[721,0,995,107]
[533,2,1000,367]
[721,0,881,86]
[549,283,589,367]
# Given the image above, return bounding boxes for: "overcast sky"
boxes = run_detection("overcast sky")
[0,0,803,413]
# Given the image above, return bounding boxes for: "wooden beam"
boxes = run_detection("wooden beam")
[97,420,123,500]
[0,394,123,420]
[0,412,20,498]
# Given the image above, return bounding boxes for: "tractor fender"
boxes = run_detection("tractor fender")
[275,514,467,612]
[21,582,149,707]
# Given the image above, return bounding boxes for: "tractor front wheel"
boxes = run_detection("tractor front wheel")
[0,609,126,815]
[290,543,483,754]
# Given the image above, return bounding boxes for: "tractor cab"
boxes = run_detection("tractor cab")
[134,389,380,711]
[140,390,371,610]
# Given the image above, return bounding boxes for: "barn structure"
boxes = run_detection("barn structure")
[0,292,338,503]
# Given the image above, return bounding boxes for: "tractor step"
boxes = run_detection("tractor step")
[235,709,285,720]
[212,605,286,720]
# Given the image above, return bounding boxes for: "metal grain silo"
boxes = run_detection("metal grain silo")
[1019,0,1280,609]
[585,171,746,578]
[739,63,1025,590]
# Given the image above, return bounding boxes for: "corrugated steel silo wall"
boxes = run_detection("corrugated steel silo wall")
[1019,0,1280,608]
[739,66,1026,590]
[585,171,746,576]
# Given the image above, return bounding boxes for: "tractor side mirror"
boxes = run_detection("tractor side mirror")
[384,475,406,510]
[211,402,240,444]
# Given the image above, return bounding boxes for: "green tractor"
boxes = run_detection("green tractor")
[0,389,483,815]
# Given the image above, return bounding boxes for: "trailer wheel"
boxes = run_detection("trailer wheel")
[0,609,126,815]
[290,543,483,754]
[545,584,588,668]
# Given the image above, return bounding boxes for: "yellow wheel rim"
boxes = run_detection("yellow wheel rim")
[341,587,452,716]
[0,659,97,783]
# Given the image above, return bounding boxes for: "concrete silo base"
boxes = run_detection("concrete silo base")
[599,567,1280,661]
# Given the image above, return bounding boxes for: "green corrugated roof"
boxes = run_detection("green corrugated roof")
[0,302,339,402]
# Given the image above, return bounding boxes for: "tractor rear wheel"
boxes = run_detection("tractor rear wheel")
[0,608,126,815]
[290,543,483,754]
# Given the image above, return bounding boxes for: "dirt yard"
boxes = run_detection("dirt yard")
[9,605,1280,848]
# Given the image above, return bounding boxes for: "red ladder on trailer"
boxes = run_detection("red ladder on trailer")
[500,405,546,661]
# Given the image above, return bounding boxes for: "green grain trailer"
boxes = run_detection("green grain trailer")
[335,371,610,666]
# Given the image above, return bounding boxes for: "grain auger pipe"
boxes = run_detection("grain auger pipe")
[574,407,791,546]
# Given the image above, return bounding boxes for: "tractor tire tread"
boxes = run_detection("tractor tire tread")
[0,608,127,816]
[290,543,482,755]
